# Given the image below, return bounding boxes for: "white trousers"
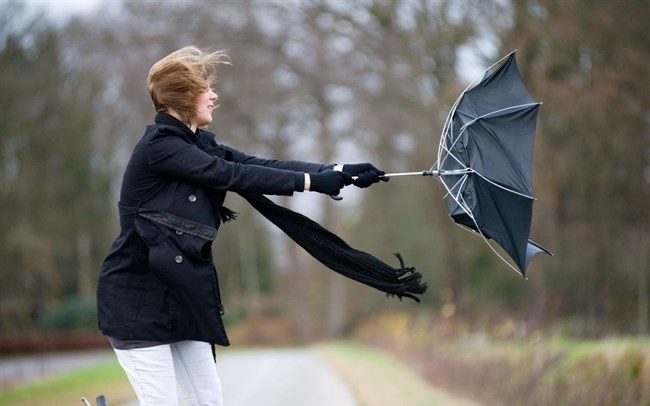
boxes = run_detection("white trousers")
[113,340,223,406]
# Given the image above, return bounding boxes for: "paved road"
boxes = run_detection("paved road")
[119,348,357,406]
[220,348,357,406]
[1,347,356,405]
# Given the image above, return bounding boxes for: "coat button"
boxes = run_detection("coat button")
[174,255,183,264]
[188,194,197,203]
[175,230,184,235]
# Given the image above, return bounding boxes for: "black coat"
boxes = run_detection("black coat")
[97,113,326,346]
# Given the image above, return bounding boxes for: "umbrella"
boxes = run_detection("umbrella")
[381,51,551,277]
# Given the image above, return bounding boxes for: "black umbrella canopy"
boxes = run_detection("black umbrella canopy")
[439,52,551,276]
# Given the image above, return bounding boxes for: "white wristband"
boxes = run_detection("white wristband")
[333,164,344,172]
[304,173,310,191]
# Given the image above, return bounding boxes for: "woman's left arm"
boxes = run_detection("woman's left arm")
[199,130,330,172]
[217,143,332,173]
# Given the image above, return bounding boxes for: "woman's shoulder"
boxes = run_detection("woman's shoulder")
[143,123,195,146]
[146,122,186,136]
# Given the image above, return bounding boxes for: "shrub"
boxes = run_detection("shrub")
[36,295,97,331]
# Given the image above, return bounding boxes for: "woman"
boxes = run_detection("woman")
[96,46,386,406]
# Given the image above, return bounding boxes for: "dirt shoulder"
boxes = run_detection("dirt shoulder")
[317,341,482,406]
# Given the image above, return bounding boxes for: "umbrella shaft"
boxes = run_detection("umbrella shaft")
[350,169,471,180]
[384,171,436,177]
[384,169,475,177]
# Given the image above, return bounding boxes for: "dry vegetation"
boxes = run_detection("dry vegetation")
[354,312,650,406]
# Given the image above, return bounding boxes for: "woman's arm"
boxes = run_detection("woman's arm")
[218,144,332,173]
[148,129,302,195]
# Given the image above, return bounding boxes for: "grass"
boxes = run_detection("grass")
[317,341,482,406]
[1,359,133,406]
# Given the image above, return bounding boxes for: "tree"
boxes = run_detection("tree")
[497,0,650,333]
[0,3,113,330]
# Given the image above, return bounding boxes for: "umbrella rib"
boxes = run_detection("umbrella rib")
[478,104,540,194]
[438,128,468,170]
[451,103,540,200]
[458,51,517,98]
[434,169,464,205]
[458,103,540,133]
[438,173,470,201]
[438,101,463,169]
[479,233,526,277]
[455,224,526,277]
[442,106,540,173]
[443,181,526,277]
[441,143,467,169]
[473,171,535,200]
[448,121,534,199]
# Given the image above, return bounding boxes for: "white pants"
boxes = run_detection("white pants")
[113,341,223,406]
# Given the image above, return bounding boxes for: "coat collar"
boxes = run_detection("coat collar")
[154,112,217,150]
[154,112,194,134]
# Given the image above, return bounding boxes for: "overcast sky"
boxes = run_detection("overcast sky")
[24,0,104,21]
[22,0,489,83]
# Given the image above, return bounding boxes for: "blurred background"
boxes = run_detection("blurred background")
[0,0,648,404]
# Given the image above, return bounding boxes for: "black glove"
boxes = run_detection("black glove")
[352,171,381,188]
[309,171,353,195]
[341,163,389,188]
[341,163,383,176]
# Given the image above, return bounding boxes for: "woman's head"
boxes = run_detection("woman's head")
[148,46,230,128]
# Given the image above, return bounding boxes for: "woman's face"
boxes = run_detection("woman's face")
[192,88,218,129]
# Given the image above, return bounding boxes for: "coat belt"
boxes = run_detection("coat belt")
[118,203,217,241]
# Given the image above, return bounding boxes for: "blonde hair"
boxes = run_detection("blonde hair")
[147,46,230,125]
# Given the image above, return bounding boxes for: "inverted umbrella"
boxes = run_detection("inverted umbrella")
[381,51,551,277]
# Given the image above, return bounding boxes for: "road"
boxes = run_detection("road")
[3,347,481,406]
[118,348,357,405]
[1,348,357,406]
[116,348,357,406]
[214,348,358,406]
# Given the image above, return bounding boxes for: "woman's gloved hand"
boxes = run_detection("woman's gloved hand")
[339,163,389,188]
[308,171,353,195]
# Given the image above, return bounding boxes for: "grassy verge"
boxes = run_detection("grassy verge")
[354,312,650,406]
[317,341,481,406]
[1,359,133,406]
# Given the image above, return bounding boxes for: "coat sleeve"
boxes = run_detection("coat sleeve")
[198,129,334,173]
[147,128,302,195]
[230,148,334,172]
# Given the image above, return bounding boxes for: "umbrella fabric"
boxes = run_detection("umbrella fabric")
[440,52,550,276]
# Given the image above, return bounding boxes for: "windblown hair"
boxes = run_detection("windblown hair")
[147,46,230,125]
